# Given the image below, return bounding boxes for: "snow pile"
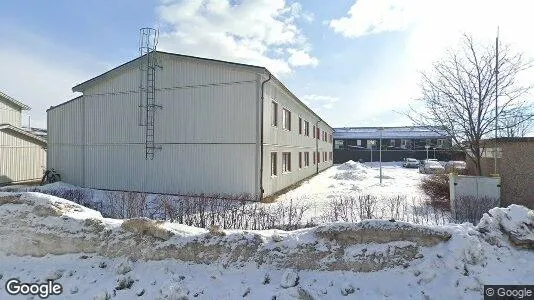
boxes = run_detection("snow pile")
[332,160,369,181]
[1,191,534,299]
[337,160,369,171]
[477,204,534,249]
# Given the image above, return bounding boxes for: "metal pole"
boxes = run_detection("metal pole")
[379,128,382,185]
[494,27,499,175]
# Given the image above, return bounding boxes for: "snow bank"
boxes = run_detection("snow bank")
[333,160,370,181]
[337,160,369,171]
[1,192,533,275]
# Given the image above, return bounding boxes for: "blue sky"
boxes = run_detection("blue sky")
[1,0,532,129]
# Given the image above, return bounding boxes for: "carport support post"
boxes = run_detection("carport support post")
[425,145,430,160]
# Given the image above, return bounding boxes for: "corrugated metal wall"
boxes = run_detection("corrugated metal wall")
[262,80,334,197]
[47,98,84,185]
[48,53,260,197]
[0,99,22,127]
[0,131,46,184]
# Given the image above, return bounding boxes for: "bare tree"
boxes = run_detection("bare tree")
[407,34,533,174]
[499,109,533,137]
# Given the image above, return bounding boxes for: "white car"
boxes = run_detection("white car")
[419,160,445,174]
[402,158,420,168]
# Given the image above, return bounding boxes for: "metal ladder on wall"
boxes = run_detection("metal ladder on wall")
[139,28,162,160]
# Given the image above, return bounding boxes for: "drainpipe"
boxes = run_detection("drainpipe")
[316,120,321,174]
[259,71,272,201]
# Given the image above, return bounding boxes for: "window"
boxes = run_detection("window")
[299,152,302,169]
[426,139,431,146]
[329,152,333,161]
[282,108,291,130]
[304,121,309,136]
[323,152,327,161]
[334,139,344,149]
[304,152,309,167]
[390,139,396,147]
[317,151,320,163]
[316,128,320,139]
[312,151,316,164]
[356,139,361,146]
[271,101,278,127]
[437,139,444,148]
[271,152,277,176]
[282,152,291,173]
[298,117,302,135]
[312,125,315,138]
[401,139,408,149]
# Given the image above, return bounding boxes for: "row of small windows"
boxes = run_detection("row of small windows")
[271,101,333,143]
[271,151,333,176]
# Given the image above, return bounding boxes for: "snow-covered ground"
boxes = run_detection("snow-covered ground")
[279,161,426,201]
[254,161,450,226]
[0,191,533,299]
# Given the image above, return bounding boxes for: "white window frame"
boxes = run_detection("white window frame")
[282,152,291,173]
[282,108,291,131]
[271,152,277,177]
[304,121,309,136]
[304,152,309,167]
[271,101,278,127]
[357,139,362,146]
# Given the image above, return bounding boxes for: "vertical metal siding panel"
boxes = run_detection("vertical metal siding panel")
[47,99,84,185]
[0,131,46,183]
[0,100,22,127]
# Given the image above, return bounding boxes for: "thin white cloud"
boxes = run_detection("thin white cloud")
[156,0,318,76]
[329,0,416,38]
[287,48,318,67]
[301,94,338,110]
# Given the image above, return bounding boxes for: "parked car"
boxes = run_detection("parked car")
[419,159,445,174]
[402,158,420,168]
[445,161,467,174]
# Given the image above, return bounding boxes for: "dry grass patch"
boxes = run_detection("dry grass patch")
[121,218,174,241]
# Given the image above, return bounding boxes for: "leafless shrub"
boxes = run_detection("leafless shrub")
[420,174,450,209]
[452,195,499,224]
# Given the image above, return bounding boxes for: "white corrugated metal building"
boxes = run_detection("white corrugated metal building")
[47,52,333,200]
[0,91,47,184]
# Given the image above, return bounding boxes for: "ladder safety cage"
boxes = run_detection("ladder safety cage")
[138,28,162,160]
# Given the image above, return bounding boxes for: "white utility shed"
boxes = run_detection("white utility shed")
[47,52,333,200]
[0,91,47,184]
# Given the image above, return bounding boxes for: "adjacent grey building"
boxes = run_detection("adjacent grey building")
[47,51,333,200]
[0,91,47,184]
[333,126,452,150]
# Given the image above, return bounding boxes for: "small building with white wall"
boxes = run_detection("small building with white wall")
[0,91,47,184]
[47,52,333,200]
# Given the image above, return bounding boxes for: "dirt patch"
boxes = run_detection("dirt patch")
[315,221,451,247]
